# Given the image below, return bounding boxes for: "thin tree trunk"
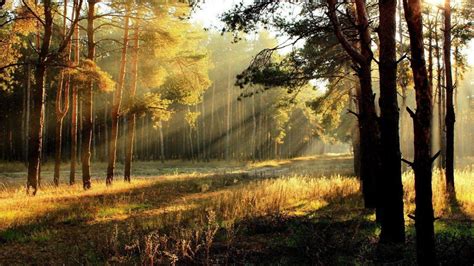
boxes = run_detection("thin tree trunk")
[70,18,79,185]
[434,20,446,169]
[81,0,97,190]
[54,0,72,186]
[443,0,455,195]
[107,5,130,185]
[403,0,437,263]
[124,17,139,182]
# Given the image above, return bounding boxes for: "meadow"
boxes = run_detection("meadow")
[0,155,472,264]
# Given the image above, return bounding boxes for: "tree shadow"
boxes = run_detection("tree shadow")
[223,192,380,265]
[0,172,280,264]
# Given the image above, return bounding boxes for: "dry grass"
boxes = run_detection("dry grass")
[0,157,472,264]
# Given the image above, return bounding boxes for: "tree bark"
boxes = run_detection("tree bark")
[27,0,53,195]
[378,0,405,245]
[403,0,437,263]
[81,0,97,190]
[328,0,380,208]
[107,5,130,185]
[443,0,455,195]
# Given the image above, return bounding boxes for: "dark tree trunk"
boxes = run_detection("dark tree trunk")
[443,0,455,195]
[403,0,437,263]
[328,0,380,209]
[82,0,97,190]
[377,0,405,245]
[27,0,53,195]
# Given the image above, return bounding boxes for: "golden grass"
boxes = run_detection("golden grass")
[0,165,472,242]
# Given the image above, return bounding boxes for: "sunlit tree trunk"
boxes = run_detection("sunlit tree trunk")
[403,0,437,262]
[54,0,72,186]
[443,0,455,194]
[434,21,446,169]
[107,5,130,185]
[124,18,140,182]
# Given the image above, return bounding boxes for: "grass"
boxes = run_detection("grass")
[0,156,472,264]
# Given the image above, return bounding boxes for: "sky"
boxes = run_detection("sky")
[191,0,474,66]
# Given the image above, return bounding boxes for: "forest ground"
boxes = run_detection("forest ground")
[0,155,472,264]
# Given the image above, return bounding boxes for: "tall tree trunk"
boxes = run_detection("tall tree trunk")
[107,5,130,185]
[328,0,380,209]
[27,0,53,195]
[124,17,139,182]
[443,0,455,194]
[70,2,80,185]
[54,0,72,186]
[403,0,437,263]
[82,0,97,190]
[378,0,405,245]
[434,20,446,169]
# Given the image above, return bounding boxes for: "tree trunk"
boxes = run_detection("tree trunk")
[378,0,405,245]
[328,0,380,208]
[443,0,455,195]
[82,0,97,190]
[403,0,437,263]
[124,17,139,182]
[27,0,53,195]
[434,22,446,169]
[70,14,80,185]
[54,0,72,186]
[107,5,130,185]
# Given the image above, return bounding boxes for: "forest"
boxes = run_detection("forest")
[0,0,473,264]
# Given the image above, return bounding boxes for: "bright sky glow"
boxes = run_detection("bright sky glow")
[191,0,474,66]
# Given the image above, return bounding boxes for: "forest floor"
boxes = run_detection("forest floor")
[0,155,473,265]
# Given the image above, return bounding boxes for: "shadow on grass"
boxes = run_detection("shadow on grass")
[218,192,380,265]
[0,172,272,264]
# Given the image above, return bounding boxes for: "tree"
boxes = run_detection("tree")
[106,3,130,186]
[82,0,97,190]
[70,1,80,185]
[53,0,74,186]
[377,0,405,245]
[25,0,81,194]
[124,12,140,182]
[403,0,437,262]
[443,0,455,195]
